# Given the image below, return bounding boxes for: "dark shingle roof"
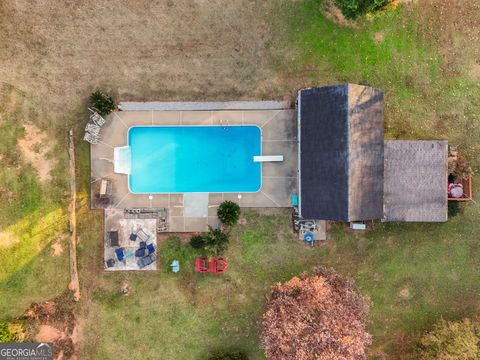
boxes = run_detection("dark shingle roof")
[383,140,448,222]
[298,84,384,221]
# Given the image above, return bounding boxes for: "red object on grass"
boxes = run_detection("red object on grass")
[195,258,229,274]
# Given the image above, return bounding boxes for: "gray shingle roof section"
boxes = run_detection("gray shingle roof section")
[298,84,384,221]
[299,85,349,220]
[383,140,448,222]
[347,84,384,221]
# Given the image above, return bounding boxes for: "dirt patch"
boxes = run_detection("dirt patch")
[321,0,353,27]
[17,123,55,182]
[238,218,247,226]
[36,324,62,342]
[51,240,64,257]
[399,288,410,299]
[0,231,18,247]
[389,0,414,8]
[24,295,77,359]
[373,32,384,43]
[471,61,480,81]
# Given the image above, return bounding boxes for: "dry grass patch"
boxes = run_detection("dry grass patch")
[18,123,56,182]
[0,0,285,124]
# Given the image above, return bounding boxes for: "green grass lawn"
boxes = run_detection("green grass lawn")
[77,198,480,359]
[0,86,70,319]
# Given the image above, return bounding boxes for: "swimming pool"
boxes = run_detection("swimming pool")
[128,126,262,193]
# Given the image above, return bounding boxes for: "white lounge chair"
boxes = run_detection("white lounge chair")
[136,229,150,242]
[83,132,100,145]
[85,122,101,136]
[88,108,106,127]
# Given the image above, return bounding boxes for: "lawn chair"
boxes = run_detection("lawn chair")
[115,248,125,262]
[170,260,180,273]
[99,179,112,199]
[83,132,100,145]
[85,122,101,136]
[214,258,229,273]
[147,243,155,255]
[137,253,156,269]
[108,231,119,247]
[105,258,115,268]
[195,258,208,272]
[135,247,146,258]
[137,229,150,242]
[88,108,106,127]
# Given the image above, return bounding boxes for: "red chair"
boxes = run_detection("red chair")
[214,258,228,273]
[195,258,229,274]
[195,258,210,273]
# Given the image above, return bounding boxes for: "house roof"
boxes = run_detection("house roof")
[298,84,384,221]
[383,140,448,222]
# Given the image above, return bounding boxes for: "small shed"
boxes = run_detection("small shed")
[383,140,448,222]
[297,84,384,221]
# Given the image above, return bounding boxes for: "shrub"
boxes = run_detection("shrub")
[189,235,205,249]
[450,155,474,180]
[418,318,480,359]
[261,267,371,360]
[217,200,241,226]
[208,351,248,360]
[0,322,16,342]
[203,226,230,256]
[334,0,391,19]
[90,90,116,116]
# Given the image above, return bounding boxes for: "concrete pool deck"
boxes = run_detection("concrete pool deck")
[91,108,298,232]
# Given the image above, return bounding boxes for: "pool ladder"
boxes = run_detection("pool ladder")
[220,119,229,130]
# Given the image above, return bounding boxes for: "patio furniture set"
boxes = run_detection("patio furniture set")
[83,108,106,144]
[105,229,156,269]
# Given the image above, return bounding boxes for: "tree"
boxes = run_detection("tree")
[203,226,230,256]
[90,90,116,116]
[334,0,391,19]
[189,234,205,249]
[261,267,371,360]
[418,318,480,359]
[217,200,240,226]
[208,351,248,360]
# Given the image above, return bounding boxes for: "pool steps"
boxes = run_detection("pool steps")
[114,146,131,174]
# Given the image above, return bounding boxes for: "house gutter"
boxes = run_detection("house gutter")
[297,91,302,217]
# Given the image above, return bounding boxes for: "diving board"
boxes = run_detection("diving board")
[253,155,284,163]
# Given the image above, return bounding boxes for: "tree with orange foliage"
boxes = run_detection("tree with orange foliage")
[261,267,371,360]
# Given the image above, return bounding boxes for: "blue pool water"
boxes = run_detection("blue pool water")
[128,126,261,193]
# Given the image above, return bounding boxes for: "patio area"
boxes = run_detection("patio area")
[91,106,298,232]
[104,208,158,271]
